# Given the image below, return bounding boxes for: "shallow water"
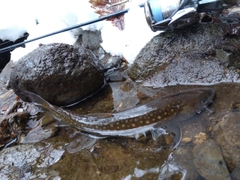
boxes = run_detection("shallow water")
[0,81,240,179]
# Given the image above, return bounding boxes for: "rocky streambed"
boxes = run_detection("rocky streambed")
[1,7,240,180]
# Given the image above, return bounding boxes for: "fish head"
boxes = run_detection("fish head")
[24,91,51,110]
[190,88,215,114]
[174,88,215,121]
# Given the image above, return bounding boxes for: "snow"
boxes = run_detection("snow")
[101,1,159,63]
[0,0,34,41]
[0,0,159,64]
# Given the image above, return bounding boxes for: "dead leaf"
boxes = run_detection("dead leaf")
[89,0,126,30]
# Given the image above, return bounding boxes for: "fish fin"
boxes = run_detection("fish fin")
[25,91,51,110]
[55,121,69,127]
[150,128,167,141]
[152,121,182,150]
[150,128,167,149]
[67,133,97,154]
[205,106,214,114]
[165,121,182,150]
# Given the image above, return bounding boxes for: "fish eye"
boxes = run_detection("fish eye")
[201,99,207,104]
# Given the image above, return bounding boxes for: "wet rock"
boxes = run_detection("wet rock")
[0,131,171,180]
[75,30,105,59]
[214,43,240,68]
[10,43,105,106]
[231,167,240,180]
[142,58,238,87]
[173,148,200,179]
[82,30,102,51]
[0,143,64,179]
[0,91,31,148]
[128,23,221,81]
[128,23,240,86]
[212,111,240,172]
[19,115,58,144]
[100,54,123,71]
[220,9,240,36]
[75,30,124,72]
[0,111,29,148]
[0,60,14,94]
[0,90,16,119]
[193,139,231,180]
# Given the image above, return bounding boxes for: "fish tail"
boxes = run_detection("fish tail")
[25,91,51,110]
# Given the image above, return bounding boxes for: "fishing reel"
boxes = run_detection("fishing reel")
[144,0,223,31]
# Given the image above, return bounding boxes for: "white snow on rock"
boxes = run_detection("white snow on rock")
[0,0,158,64]
[101,1,159,63]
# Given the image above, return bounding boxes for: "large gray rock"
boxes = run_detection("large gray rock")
[212,111,240,172]
[128,23,240,87]
[193,139,231,180]
[10,43,105,106]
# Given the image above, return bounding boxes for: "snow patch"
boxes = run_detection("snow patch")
[1,0,158,64]
[101,1,159,64]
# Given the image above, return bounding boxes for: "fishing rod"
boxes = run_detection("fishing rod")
[0,3,145,54]
[0,0,223,54]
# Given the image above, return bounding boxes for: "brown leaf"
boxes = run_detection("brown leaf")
[89,0,126,30]
[89,0,110,7]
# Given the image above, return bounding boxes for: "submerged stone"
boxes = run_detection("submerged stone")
[212,111,240,172]
[10,43,105,106]
[193,139,231,180]
[0,143,64,179]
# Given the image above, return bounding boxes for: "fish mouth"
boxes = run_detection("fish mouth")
[201,89,215,106]
[196,88,215,114]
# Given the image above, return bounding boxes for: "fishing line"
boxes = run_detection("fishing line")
[0,3,144,54]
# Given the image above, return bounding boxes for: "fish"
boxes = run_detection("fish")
[25,88,215,148]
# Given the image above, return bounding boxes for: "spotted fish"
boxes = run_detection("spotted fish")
[25,88,214,147]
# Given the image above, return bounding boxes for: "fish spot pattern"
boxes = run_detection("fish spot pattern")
[80,104,181,131]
